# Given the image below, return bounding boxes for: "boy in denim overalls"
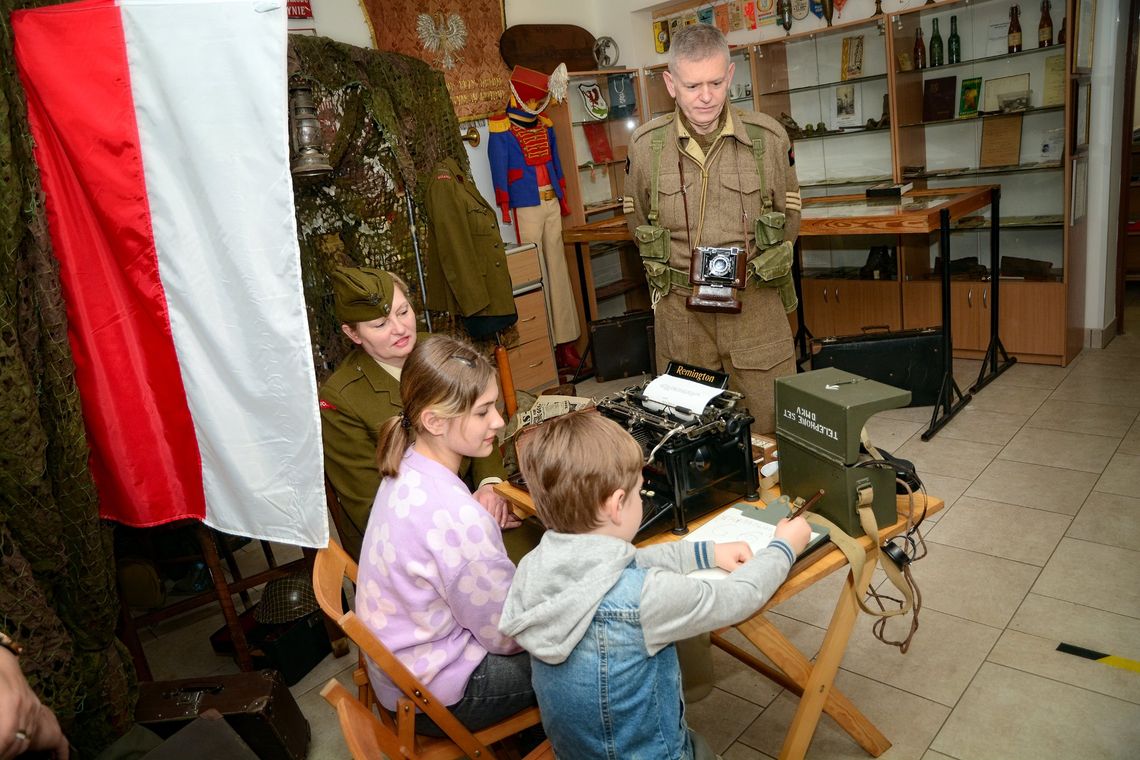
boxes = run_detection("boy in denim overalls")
[500,412,810,760]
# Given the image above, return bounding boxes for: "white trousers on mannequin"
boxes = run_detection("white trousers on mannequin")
[515,196,581,345]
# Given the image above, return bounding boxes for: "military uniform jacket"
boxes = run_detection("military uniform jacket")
[626,108,801,280]
[319,341,507,559]
[424,157,517,320]
[488,112,570,218]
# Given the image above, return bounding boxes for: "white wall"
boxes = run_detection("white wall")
[1084,1,1128,333]
[298,0,372,47]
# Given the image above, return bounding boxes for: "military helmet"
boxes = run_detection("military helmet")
[255,571,319,624]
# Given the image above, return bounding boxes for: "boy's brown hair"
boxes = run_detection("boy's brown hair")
[517,411,643,533]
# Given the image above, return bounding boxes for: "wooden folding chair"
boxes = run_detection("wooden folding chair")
[313,540,543,760]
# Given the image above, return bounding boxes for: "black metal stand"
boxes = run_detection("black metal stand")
[569,240,597,383]
[971,187,1017,392]
[792,239,814,372]
[922,208,972,440]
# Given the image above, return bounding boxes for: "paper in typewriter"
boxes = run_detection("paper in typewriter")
[643,374,725,415]
[682,505,826,580]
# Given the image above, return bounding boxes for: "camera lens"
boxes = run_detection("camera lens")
[709,255,730,277]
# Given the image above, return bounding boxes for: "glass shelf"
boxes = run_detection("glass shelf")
[895,42,1065,77]
[801,174,893,190]
[788,124,891,143]
[905,160,1062,180]
[898,104,1064,129]
[762,72,888,98]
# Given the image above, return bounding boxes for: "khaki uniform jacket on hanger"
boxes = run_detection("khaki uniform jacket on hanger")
[424,157,517,321]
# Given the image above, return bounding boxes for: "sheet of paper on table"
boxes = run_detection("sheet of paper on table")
[643,373,724,415]
[683,506,825,580]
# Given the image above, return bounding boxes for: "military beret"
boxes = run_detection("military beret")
[331,266,395,323]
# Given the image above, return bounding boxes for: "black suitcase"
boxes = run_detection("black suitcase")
[136,670,310,760]
[810,328,944,407]
[589,309,654,382]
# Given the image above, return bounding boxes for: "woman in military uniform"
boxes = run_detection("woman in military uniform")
[319,266,516,561]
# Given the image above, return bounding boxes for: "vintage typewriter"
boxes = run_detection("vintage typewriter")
[596,362,758,542]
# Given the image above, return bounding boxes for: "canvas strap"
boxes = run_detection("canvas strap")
[803,483,914,620]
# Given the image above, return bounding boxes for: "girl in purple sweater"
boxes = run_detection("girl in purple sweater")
[356,334,535,735]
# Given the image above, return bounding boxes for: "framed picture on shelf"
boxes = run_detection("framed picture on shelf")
[841,36,864,81]
[958,78,982,118]
[1072,79,1091,152]
[923,76,957,122]
[835,84,862,128]
[982,73,1030,113]
[1074,0,1097,73]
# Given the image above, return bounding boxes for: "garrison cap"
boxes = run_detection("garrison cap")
[331,266,395,323]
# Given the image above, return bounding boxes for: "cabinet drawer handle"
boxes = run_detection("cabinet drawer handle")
[823,287,829,303]
[520,315,537,322]
[527,360,544,368]
[983,287,988,307]
[835,287,840,304]
[968,288,973,307]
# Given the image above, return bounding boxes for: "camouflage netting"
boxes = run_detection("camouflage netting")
[1,0,136,754]
[289,36,507,380]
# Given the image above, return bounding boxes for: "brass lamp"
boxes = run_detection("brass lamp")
[288,82,333,179]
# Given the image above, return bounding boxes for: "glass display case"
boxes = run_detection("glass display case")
[892,0,1067,287]
[549,69,650,321]
[755,16,894,195]
[550,68,645,228]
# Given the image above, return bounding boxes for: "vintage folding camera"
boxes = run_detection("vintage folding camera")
[686,245,746,313]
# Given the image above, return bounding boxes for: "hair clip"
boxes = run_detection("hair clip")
[448,353,476,368]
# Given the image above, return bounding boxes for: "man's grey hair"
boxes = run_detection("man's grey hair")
[668,23,730,73]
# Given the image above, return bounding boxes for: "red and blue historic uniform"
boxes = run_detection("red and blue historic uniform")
[487,106,570,222]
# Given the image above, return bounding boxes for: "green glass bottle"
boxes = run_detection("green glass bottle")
[930,18,944,66]
[948,16,961,64]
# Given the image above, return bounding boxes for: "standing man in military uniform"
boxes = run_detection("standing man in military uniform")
[626,23,801,434]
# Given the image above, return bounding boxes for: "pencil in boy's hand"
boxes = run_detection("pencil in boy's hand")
[789,489,825,520]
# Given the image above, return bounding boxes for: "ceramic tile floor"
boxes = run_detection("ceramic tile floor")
[139,286,1140,758]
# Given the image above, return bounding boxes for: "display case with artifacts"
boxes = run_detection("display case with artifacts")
[546,68,650,327]
[890,0,1071,365]
[754,14,892,195]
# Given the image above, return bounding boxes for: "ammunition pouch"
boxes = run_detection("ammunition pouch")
[753,211,786,249]
[635,224,671,303]
[748,241,798,313]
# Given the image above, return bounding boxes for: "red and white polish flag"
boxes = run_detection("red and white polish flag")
[13,0,328,547]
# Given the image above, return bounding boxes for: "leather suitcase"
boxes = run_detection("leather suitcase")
[136,670,310,760]
[810,328,943,407]
[589,309,654,382]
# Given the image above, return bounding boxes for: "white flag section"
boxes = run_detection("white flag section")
[14,0,328,547]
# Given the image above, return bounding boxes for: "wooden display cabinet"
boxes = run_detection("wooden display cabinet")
[549,68,646,229]
[754,16,894,195]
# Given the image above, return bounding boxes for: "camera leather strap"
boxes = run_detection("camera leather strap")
[678,157,694,254]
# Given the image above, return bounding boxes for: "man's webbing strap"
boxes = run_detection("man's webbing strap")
[743,122,772,212]
[648,126,667,224]
[803,485,914,621]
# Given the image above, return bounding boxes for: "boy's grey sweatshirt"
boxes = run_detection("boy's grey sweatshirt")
[499,531,794,664]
